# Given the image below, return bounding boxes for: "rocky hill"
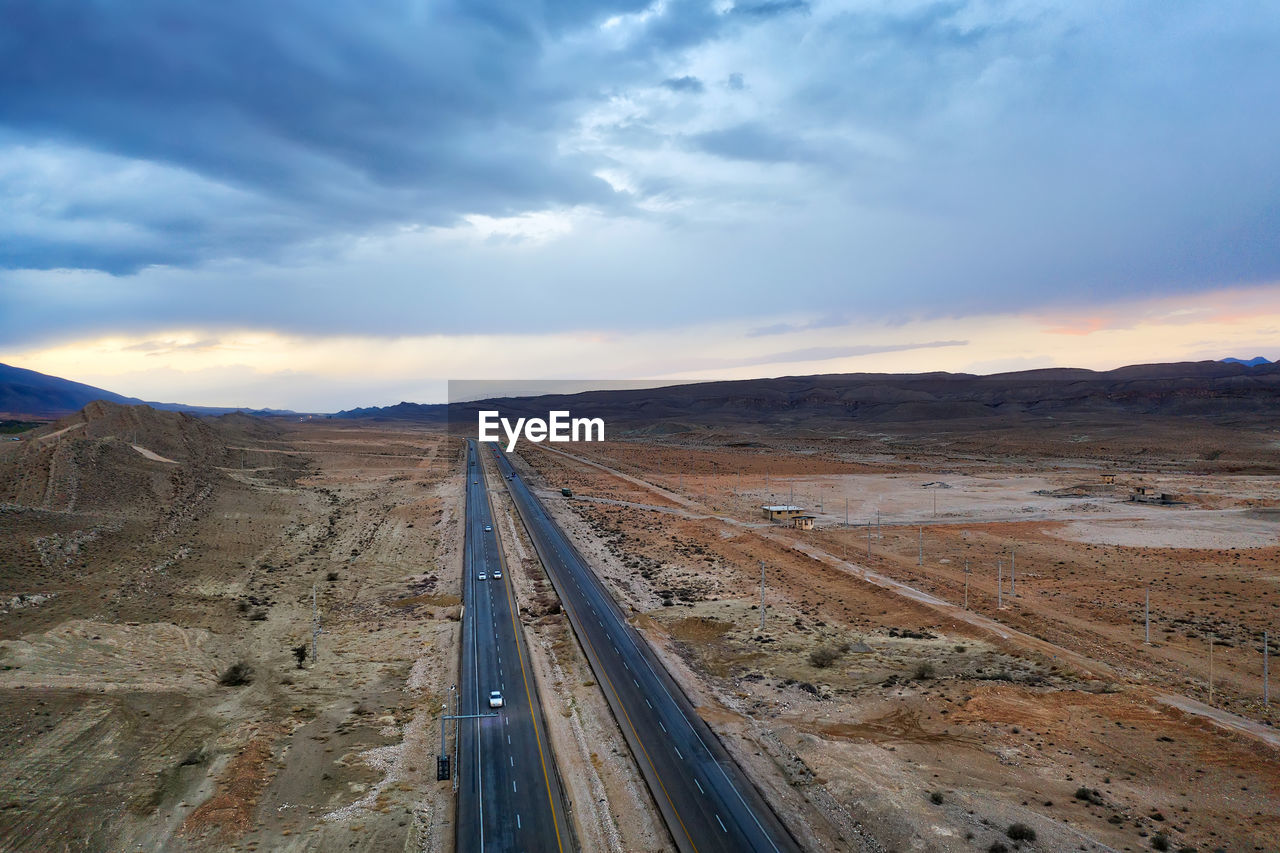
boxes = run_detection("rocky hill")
[0,401,242,514]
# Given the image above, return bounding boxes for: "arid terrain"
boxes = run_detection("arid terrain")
[1,398,1279,852]
[0,404,465,852]
[508,420,1280,853]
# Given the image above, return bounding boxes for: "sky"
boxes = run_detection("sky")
[2,0,1279,410]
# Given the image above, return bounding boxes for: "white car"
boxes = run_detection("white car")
[483,524,492,532]
[477,572,487,581]
[493,570,502,579]
[489,690,504,708]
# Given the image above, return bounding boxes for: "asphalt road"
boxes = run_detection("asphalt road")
[457,439,573,852]
[491,446,801,853]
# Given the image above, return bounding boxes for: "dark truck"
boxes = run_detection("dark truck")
[560,487,573,497]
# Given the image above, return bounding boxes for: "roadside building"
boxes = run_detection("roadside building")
[1100,473,1116,484]
[792,515,816,531]
[762,504,805,522]
[1130,486,1178,504]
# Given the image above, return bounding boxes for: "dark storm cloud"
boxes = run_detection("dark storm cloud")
[0,0,657,273]
[3,0,1280,350]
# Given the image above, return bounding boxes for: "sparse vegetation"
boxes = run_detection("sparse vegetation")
[1006,823,1036,842]
[808,645,842,668]
[218,661,254,686]
[929,790,944,804]
[1075,786,1105,805]
[292,643,309,668]
[911,662,935,680]
[1151,834,1169,851]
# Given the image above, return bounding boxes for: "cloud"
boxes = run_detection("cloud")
[2,0,1279,357]
[662,75,706,93]
[691,122,813,163]
[748,315,850,337]
[730,1,810,19]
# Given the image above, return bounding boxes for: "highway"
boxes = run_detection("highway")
[457,439,573,852]
[491,446,800,853]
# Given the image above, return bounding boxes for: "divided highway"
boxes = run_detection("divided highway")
[457,439,573,852]
[491,446,801,853]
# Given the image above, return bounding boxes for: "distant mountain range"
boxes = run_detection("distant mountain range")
[334,359,1280,430]
[0,362,296,418]
[9,358,1280,425]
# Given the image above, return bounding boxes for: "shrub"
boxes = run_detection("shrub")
[1151,835,1169,851]
[929,790,944,805]
[808,646,842,668]
[218,662,254,687]
[912,662,936,680]
[292,644,309,668]
[326,571,340,582]
[988,843,1009,853]
[1006,823,1036,842]
[1075,786,1105,805]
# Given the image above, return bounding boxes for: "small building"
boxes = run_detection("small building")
[762,504,805,522]
[1130,486,1178,504]
[1100,473,1116,484]
[792,515,816,531]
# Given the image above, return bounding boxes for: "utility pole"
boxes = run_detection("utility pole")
[311,584,321,663]
[759,560,766,632]
[1209,634,1215,705]
[844,497,849,528]
[876,509,881,539]
[452,687,460,793]
[789,482,794,507]
[1144,587,1151,644]
[1010,547,1016,595]
[1265,630,1270,708]
[997,560,1003,608]
[964,559,970,609]
[918,526,923,566]
[867,521,872,557]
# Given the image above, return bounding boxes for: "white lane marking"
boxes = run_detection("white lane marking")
[517,814,522,829]
[716,814,727,833]
[645,699,651,708]
[510,756,514,767]
[508,734,511,744]
[695,778,704,794]
[674,746,683,760]
[513,780,518,793]
[659,721,666,733]
[633,678,639,687]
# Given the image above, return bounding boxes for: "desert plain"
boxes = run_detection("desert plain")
[1,402,1278,852]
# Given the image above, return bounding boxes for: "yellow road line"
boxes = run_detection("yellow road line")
[481,447,567,853]
[495,451,700,852]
